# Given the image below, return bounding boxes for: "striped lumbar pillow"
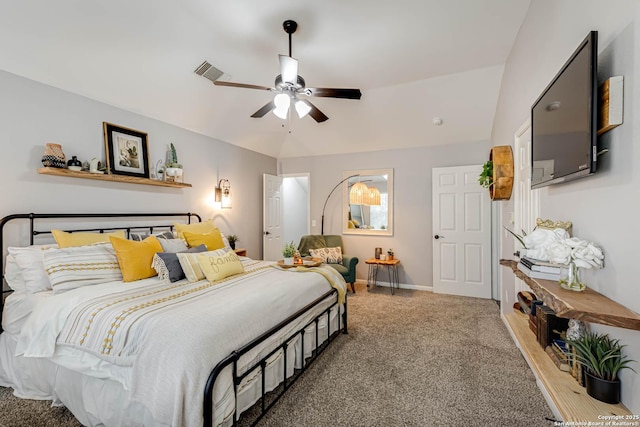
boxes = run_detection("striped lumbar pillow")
[43,243,122,293]
[177,248,228,282]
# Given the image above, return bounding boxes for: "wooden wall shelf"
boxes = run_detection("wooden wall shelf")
[501,259,635,421]
[38,167,192,188]
[500,259,640,331]
[503,312,631,421]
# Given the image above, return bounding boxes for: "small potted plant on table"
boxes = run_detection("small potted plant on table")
[568,330,636,404]
[227,235,238,250]
[282,241,296,265]
[387,248,394,261]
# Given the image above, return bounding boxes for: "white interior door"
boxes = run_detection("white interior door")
[263,174,283,261]
[432,165,492,298]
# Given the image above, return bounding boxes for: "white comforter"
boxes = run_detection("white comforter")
[16,259,346,426]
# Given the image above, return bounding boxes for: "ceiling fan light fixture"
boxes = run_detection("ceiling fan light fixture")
[274,93,290,108]
[212,19,361,124]
[273,93,291,119]
[294,99,311,118]
[273,107,288,120]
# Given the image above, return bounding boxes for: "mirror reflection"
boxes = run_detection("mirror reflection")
[342,169,393,236]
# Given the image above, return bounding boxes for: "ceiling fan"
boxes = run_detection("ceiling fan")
[213,20,362,123]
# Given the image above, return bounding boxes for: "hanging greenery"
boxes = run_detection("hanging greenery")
[478,160,493,188]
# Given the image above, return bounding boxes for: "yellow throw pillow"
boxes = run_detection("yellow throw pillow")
[197,251,244,282]
[52,229,126,248]
[183,230,225,251]
[177,248,227,282]
[174,219,216,239]
[109,236,163,282]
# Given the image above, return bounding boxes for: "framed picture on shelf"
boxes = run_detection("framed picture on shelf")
[103,122,149,178]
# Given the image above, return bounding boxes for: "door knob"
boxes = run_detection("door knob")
[264,231,271,235]
[434,234,444,239]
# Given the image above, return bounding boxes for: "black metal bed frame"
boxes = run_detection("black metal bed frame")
[0,212,347,427]
[204,287,346,427]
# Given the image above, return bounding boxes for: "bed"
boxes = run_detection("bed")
[0,213,347,427]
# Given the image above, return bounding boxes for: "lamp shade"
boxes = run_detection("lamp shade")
[273,93,290,119]
[215,179,232,209]
[349,182,370,205]
[368,187,381,206]
[294,99,311,118]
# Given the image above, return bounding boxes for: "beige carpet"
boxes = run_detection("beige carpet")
[0,283,554,427]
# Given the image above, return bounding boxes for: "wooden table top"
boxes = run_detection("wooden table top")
[365,257,400,266]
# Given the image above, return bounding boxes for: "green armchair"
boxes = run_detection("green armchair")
[297,235,358,293]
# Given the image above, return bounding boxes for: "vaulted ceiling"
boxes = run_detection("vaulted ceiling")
[0,0,530,158]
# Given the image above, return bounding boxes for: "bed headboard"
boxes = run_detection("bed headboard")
[0,212,202,333]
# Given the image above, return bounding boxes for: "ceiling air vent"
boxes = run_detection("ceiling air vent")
[194,61,226,83]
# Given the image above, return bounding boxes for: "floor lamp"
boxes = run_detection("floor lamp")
[321,174,359,235]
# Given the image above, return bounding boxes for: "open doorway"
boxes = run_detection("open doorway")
[282,174,310,248]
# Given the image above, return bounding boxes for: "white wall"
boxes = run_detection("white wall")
[492,0,640,412]
[280,140,490,288]
[0,70,276,259]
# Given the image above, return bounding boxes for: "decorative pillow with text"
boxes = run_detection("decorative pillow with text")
[197,251,245,282]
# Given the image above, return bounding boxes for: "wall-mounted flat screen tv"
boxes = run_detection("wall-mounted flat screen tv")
[531,31,598,189]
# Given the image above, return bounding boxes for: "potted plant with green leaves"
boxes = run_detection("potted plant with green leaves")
[478,160,493,188]
[568,331,636,404]
[282,241,296,265]
[227,234,238,250]
[165,143,183,181]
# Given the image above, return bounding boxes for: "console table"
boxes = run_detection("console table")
[365,258,400,294]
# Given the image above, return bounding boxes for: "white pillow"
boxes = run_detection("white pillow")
[4,255,26,292]
[158,238,188,253]
[7,245,56,293]
[43,243,122,293]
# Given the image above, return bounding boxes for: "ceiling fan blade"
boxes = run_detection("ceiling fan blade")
[300,99,329,123]
[250,101,276,118]
[305,87,362,100]
[279,54,298,85]
[214,80,273,91]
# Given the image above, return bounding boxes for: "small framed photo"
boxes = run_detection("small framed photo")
[103,122,150,178]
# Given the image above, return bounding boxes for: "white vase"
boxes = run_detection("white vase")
[165,167,183,177]
[283,257,293,265]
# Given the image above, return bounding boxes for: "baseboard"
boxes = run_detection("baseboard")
[354,279,432,292]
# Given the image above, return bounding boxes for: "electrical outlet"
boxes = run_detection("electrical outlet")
[311,219,316,227]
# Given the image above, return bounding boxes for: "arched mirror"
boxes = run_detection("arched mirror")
[342,169,393,236]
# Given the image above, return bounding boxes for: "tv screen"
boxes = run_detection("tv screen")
[531,31,598,189]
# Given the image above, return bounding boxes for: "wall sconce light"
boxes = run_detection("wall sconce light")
[215,179,232,209]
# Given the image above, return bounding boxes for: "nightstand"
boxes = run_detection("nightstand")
[365,257,400,294]
[233,248,247,257]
